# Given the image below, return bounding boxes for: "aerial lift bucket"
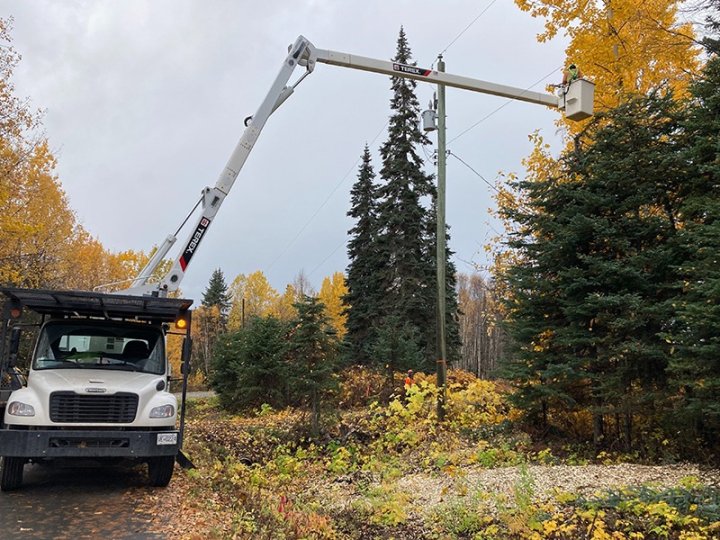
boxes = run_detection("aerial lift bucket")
[563,79,595,121]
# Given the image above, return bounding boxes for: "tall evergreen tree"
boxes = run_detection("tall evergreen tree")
[202,268,232,317]
[500,93,688,448]
[196,268,232,381]
[666,49,720,443]
[344,28,462,372]
[374,27,439,371]
[344,145,380,364]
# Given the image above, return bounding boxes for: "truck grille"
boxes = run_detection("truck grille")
[49,392,139,423]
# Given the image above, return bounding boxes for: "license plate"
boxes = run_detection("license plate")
[157,433,178,446]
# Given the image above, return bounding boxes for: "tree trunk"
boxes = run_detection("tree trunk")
[311,387,319,437]
[593,407,604,449]
[624,411,633,452]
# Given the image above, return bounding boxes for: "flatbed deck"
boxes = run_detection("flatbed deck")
[0,287,192,322]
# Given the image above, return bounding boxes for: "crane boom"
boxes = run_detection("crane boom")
[121,35,591,297]
[313,48,559,108]
[121,36,315,296]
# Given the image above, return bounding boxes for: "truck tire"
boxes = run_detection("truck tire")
[148,455,175,487]
[0,456,24,491]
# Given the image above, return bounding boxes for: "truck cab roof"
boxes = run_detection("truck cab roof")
[0,287,193,323]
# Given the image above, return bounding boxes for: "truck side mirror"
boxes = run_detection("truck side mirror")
[8,327,21,367]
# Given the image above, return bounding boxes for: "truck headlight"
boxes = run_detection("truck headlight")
[149,404,175,418]
[8,401,35,417]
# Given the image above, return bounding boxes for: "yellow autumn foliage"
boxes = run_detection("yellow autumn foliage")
[515,0,700,119]
[494,0,702,295]
[227,271,280,329]
[0,18,161,292]
[318,271,349,339]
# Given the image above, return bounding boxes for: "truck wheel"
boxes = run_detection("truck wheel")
[0,456,24,491]
[148,455,175,487]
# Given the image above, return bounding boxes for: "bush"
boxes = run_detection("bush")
[335,366,386,408]
[211,316,290,410]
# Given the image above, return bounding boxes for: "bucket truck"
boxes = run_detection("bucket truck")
[0,36,593,491]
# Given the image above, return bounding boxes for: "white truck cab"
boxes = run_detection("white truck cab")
[0,288,193,491]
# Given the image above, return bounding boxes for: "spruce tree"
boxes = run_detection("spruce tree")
[367,313,423,375]
[287,296,339,435]
[197,268,232,381]
[703,0,720,53]
[202,268,232,317]
[501,93,687,448]
[344,145,380,364]
[667,52,720,443]
[211,316,290,410]
[374,27,438,371]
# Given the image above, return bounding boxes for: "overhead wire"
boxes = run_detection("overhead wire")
[447,151,498,193]
[265,121,387,273]
[436,0,499,61]
[447,65,561,145]
[421,143,437,166]
[309,238,348,278]
[430,0,555,278]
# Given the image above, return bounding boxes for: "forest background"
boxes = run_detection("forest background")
[2,0,720,453]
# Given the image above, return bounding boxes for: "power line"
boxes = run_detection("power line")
[309,238,348,278]
[447,150,498,193]
[265,121,387,273]
[421,143,437,166]
[449,149,534,216]
[448,65,560,145]
[437,0,499,59]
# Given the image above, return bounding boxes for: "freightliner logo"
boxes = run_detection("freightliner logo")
[180,217,211,271]
[392,63,432,77]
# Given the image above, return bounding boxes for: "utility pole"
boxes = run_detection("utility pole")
[436,55,447,421]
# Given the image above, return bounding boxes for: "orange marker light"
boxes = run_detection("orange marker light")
[175,317,188,330]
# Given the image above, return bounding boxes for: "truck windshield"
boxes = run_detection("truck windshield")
[33,321,165,375]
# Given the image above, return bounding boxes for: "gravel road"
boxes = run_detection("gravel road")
[398,462,720,509]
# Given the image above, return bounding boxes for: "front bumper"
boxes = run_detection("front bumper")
[0,428,179,458]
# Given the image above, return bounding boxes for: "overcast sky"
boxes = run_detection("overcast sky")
[3,0,569,301]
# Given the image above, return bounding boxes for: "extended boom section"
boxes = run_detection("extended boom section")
[313,49,560,109]
[124,35,592,297]
[123,36,316,296]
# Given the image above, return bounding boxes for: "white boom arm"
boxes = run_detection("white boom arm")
[122,36,316,296]
[122,36,589,296]
[314,49,558,108]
